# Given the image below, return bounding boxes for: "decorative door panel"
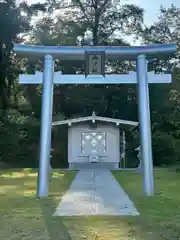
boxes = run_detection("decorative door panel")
[81,132,106,155]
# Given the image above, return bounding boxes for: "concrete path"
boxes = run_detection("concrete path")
[53,170,139,216]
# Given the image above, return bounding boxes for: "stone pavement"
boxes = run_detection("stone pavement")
[53,170,140,216]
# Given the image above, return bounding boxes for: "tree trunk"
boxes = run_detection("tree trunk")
[0,75,8,111]
[92,0,100,45]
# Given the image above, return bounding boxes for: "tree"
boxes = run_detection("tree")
[0,0,30,111]
[49,0,144,45]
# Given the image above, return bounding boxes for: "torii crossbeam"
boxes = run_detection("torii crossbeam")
[13,43,176,198]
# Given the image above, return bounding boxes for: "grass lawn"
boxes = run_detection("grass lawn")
[113,169,180,239]
[0,168,180,239]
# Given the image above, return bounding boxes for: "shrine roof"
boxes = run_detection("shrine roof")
[52,112,138,127]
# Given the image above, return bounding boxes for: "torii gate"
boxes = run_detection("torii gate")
[13,43,176,198]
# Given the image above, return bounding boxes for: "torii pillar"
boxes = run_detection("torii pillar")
[37,55,54,197]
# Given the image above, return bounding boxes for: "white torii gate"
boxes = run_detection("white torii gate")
[13,43,176,198]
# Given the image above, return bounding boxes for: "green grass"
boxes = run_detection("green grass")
[0,168,180,239]
[113,169,180,239]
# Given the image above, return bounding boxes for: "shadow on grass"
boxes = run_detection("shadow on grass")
[38,197,72,240]
[0,169,78,240]
[37,172,75,240]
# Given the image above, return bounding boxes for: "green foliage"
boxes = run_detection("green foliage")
[0,109,40,167]
[0,0,30,109]
[152,131,180,166]
[0,109,69,168]
[52,128,68,168]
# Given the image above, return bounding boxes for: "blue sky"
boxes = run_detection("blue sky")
[125,0,180,25]
[18,0,180,26]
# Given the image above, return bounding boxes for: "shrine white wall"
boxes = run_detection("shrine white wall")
[68,123,120,169]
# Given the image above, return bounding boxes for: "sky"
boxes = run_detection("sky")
[127,0,180,26]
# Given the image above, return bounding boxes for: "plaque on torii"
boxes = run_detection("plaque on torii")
[85,51,105,77]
